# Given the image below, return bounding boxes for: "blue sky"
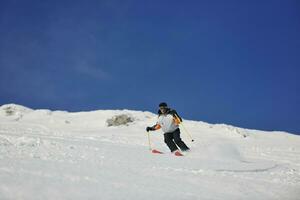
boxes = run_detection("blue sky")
[0,0,299,134]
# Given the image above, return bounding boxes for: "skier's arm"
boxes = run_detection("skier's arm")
[170,110,183,123]
[146,124,161,132]
[174,117,181,125]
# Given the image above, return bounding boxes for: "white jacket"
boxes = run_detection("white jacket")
[157,114,179,133]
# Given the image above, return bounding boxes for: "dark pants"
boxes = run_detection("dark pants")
[164,128,190,152]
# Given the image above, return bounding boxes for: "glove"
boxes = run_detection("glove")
[146,126,153,132]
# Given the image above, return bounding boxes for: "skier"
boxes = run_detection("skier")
[146,102,190,156]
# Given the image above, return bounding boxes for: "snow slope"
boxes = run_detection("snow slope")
[0,104,299,200]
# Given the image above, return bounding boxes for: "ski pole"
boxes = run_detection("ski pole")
[147,131,152,150]
[175,114,195,142]
[146,131,163,154]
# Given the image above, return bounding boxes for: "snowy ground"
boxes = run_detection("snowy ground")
[0,104,299,200]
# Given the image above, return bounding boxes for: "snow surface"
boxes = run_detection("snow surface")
[0,104,299,200]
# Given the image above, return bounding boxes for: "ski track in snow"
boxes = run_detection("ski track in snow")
[0,104,300,200]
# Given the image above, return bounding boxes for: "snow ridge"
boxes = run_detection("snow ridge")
[0,104,299,200]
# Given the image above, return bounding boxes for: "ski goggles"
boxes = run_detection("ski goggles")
[159,106,167,110]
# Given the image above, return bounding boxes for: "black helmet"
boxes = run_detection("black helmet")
[159,102,168,108]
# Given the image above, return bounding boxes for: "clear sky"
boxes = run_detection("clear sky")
[0,0,299,134]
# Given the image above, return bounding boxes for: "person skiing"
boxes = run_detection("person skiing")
[146,102,190,156]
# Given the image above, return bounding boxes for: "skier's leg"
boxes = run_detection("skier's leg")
[164,132,178,152]
[173,129,190,151]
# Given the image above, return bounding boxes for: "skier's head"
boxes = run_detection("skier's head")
[159,102,168,108]
[159,102,168,114]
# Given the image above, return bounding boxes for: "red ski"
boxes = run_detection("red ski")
[151,149,164,154]
[174,150,184,156]
[150,149,184,156]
